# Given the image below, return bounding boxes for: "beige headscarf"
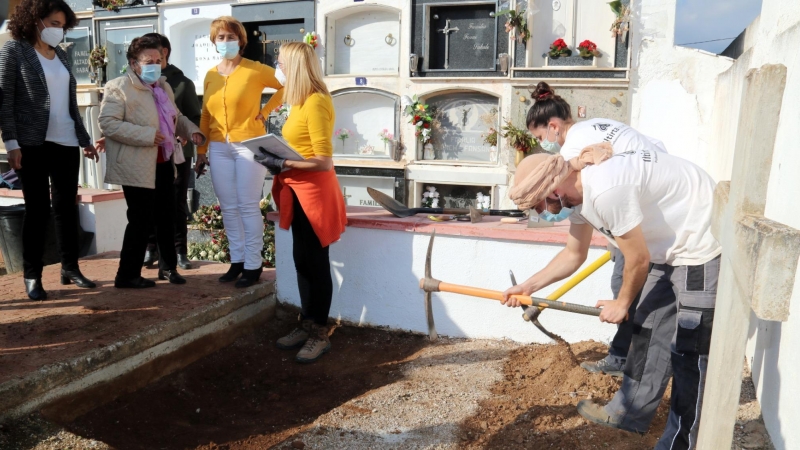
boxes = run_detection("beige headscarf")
[509,142,614,210]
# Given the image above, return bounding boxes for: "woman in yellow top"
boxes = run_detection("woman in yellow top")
[256,42,347,364]
[196,16,283,288]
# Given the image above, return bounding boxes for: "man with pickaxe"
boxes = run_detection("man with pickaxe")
[502,143,721,450]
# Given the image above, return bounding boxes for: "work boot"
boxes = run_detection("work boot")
[580,355,625,377]
[276,319,313,349]
[295,324,331,363]
[577,400,623,430]
[143,246,159,267]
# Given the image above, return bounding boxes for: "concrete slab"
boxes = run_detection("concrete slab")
[0,252,276,420]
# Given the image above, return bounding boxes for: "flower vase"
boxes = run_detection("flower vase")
[423,143,435,160]
[489,145,498,163]
[514,149,526,166]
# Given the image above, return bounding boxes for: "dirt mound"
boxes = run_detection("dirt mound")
[460,341,670,449]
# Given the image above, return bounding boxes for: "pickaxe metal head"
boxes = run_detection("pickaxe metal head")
[423,230,439,341]
[469,206,483,223]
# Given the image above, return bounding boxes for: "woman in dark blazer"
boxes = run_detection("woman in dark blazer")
[0,0,99,300]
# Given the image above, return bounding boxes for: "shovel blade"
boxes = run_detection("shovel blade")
[367,187,414,218]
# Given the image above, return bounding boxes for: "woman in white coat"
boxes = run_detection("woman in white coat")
[99,35,204,289]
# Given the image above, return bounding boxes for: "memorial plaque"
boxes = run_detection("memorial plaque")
[64,24,92,85]
[232,1,314,68]
[428,92,499,163]
[332,91,398,159]
[425,3,497,71]
[337,175,395,208]
[331,9,400,75]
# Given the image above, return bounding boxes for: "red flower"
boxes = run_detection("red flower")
[579,40,597,51]
[413,115,421,123]
[552,38,568,49]
[213,205,220,211]
[423,122,430,129]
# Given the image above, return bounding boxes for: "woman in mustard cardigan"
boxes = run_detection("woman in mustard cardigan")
[255,42,347,363]
[197,16,283,288]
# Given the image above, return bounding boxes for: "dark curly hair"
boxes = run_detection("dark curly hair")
[8,0,78,44]
[126,35,162,64]
[525,81,573,130]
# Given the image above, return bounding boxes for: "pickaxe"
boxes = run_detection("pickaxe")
[420,230,609,340]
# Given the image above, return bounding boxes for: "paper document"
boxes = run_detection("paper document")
[241,134,305,163]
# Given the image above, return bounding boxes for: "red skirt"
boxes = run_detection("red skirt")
[271,168,347,248]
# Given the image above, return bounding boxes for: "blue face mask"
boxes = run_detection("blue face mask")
[539,195,573,222]
[138,64,161,85]
[539,127,562,153]
[216,41,239,59]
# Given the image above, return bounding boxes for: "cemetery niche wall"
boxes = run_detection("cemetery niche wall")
[325,5,401,76]
[331,89,399,160]
[513,0,630,79]
[426,91,500,164]
[411,0,508,77]
[232,0,315,68]
[160,1,232,95]
[95,7,159,85]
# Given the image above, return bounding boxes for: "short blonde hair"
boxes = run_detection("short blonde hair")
[280,42,330,106]
[209,16,247,55]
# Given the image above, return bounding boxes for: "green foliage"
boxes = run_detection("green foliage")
[500,120,538,154]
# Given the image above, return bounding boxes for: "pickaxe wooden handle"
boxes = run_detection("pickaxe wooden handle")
[419,278,602,316]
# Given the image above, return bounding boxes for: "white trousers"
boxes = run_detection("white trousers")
[208,141,267,270]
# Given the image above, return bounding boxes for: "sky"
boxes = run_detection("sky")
[674,0,763,53]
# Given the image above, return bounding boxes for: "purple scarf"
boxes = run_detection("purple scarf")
[149,83,177,161]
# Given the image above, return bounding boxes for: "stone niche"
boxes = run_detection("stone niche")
[232,0,315,68]
[528,0,617,68]
[96,10,158,84]
[511,85,629,126]
[161,1,233,95]
[411,0,509,77]
[326,6,401,75]
[426,91,500,164]
[331,89,399,159]
[413,182,494,209]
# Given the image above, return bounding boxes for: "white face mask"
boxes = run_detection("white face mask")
[39,19,64,48]
[274,65,286,86]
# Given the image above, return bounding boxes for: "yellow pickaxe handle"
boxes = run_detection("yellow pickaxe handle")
[546,251,612,301]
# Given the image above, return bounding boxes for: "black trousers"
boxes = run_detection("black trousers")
[118,162,177,280]
[18,142,80,279]
[291,190,332,325]
[147,160,190,254]
[608,247,642,359]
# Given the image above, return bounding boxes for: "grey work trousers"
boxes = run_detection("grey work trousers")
[604,256,720,450]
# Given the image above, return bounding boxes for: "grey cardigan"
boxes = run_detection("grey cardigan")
[0,39,91,149]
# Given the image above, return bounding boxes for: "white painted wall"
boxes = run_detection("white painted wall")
[631,1,800,448]
[275,226,617,344]
[0,196,128,255]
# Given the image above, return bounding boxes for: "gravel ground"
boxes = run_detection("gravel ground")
[0,316,775,450]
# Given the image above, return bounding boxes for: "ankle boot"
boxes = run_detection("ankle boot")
[24,278,47,301]
[219,262,244,282]
[60,269,97,288]
[177,253,193,270]
[234,267,263,288]
[296,324,331,363]
[143,247,159,267]
[158,269,187,284]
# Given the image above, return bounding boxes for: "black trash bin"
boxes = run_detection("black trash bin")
[0,204,95,274]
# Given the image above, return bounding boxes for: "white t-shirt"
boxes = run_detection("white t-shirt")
[565,119,666,226]
[574,149,721,266]
[37,52,79,147]
[559,118,667,160]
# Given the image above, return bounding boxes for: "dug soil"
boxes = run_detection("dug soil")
[460,341,669,449]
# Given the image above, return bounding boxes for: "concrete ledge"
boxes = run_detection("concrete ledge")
[0,278,276,420]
